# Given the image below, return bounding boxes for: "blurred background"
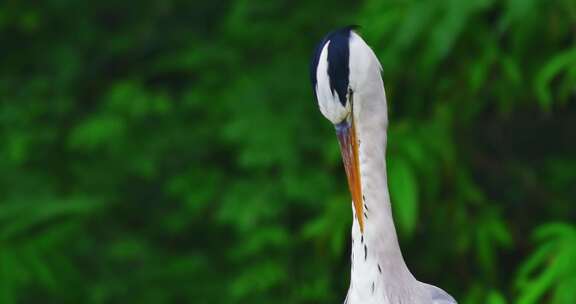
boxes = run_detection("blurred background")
[1,0,575,303]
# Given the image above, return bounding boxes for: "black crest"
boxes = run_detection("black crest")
[310,26,357,106]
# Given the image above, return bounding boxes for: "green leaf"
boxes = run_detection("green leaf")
[388,157,419,237]
[535,47,576,110]
[516,223,576,304]
[68,114,126,150]
[487,290,507,304]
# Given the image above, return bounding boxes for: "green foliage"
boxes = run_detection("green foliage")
[0,0,575,303]
[388,156,419,237]
[516,223,576,304]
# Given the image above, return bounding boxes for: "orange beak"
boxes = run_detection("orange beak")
[335,117,364,233]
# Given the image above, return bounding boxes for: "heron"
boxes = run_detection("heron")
[310,27,457,304]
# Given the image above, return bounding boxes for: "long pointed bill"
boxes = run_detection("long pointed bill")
[335,117,364,233]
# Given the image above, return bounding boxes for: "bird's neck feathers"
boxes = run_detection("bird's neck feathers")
[346,70,421,303]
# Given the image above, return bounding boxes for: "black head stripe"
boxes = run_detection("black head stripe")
[310,26,357,106]
[327,28,352,106]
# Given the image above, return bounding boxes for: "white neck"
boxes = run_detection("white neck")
[345,75,422,304]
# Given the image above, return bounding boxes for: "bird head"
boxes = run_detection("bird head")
[310,26,368,232]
